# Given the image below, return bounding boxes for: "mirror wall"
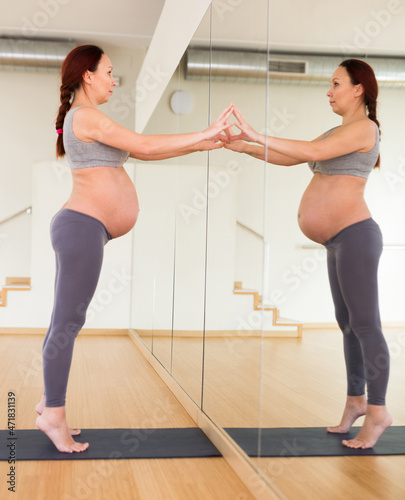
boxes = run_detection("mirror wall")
[131,0,405,496]
[202,0,270,433]
[130,0,270,480]
[131,11,212,408]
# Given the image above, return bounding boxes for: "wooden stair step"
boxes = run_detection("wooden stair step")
[0,277,31,307]
[234,281,302,338]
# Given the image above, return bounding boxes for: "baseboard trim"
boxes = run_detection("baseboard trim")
[128,328,286,500]
[135,329,300,339]
[303,322,405,330]
[0,327,130,336]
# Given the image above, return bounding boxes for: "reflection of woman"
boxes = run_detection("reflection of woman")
[35,45,233,453]
[224,59,391,449]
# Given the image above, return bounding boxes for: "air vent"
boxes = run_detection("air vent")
[185,48,405,87]
[0,38,75,72]
[269,59,306,74]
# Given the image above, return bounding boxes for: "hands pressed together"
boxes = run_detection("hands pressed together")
[202,103,262,153]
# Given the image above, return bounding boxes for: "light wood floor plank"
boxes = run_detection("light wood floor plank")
[0,335,254,500]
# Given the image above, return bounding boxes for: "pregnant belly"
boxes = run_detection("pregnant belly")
[298,197,335,244]
[64,167,140,239]
[298,175,371,244]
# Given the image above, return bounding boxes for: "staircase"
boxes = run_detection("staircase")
[0,277,31,307]
[233,281,302,338]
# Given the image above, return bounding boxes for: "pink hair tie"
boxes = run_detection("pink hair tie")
[56,128,63,135]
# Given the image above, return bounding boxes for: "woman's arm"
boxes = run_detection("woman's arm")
[230,106,377,162]
[72,104,234,159]
[223,139,300,166]
[130,140,225,161]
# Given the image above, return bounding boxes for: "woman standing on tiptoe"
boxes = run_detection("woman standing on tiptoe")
[224,59,391,450]
[35,44,234,453]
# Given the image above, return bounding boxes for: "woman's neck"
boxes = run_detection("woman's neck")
[71,90,98,109]
[341,107,368,126]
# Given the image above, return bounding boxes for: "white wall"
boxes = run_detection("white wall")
[0,46,144,328]
[0,161,135,328]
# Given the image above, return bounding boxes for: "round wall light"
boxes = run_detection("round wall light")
[170,90,193,115]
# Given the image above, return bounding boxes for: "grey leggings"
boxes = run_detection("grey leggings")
[42,209,111,407]
[325,218,389,406]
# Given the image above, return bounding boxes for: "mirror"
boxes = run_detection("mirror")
[130,1,405,497]
[201,0,270,435]
[130,10,212,405]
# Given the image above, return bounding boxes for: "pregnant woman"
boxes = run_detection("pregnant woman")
[35,45,234,453]
[224,59,392,449]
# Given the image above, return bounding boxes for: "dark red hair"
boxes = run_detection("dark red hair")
[339,59,380,168]
[56,45,104,158]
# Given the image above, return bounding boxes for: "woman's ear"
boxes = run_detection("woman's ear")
[82,70,92,85]
[355,83,365,98]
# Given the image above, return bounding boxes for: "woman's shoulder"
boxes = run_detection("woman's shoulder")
[71,106,114,140]
[327,118,376,139]
[71,106,106,122]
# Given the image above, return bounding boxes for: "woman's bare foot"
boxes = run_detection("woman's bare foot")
[342,405,392,449]
[36,406,89,453]
[327,395,367,434]
[36,396,81,436]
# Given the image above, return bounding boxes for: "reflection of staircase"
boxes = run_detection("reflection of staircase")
[233,281,302,338]
[0,277,31,307]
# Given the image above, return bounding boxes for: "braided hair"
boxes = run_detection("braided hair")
[56,45,104,157]
[339,59,381,168]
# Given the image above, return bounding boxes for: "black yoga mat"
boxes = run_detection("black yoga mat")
[0,428,221,461]
[225,426,405,457]
[3,426,403,461]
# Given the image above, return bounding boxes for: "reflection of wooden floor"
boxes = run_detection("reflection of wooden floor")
[146,329,405,499]
[256,328,405,500]
[0,335,254,500]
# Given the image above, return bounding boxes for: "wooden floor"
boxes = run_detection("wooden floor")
[140,328,405,500]
[254,328,405,500]
[2,329,405,500]
[0,335,254,500]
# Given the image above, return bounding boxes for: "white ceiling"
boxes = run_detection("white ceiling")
[1,0,404,55]
[1,0,165,49]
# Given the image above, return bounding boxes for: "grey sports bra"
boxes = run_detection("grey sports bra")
[308,121,379,179]
[63,106,129,169]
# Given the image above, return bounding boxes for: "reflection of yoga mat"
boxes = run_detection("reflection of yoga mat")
[0,428,221,461]
[225,427,405,457]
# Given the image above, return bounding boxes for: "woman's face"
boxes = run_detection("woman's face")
[87,54,116,104]
[326,66,363,116]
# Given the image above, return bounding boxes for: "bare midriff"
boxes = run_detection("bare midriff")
[62,166,139,238]
[298,173,371,244]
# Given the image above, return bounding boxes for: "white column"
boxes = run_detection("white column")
[135,0,212,133]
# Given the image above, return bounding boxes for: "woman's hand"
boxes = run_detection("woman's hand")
[202,103,235,141]
[228,106,261,143]
[195,139,225,152]
[219,127,247,153]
